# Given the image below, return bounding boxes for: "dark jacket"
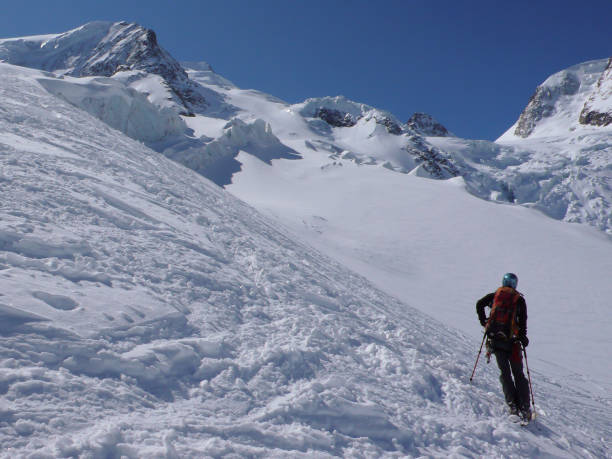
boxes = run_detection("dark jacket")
[476,290,528,342]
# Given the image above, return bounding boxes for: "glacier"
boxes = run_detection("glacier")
[2,21,610,236]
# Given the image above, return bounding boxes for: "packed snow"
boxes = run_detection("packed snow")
[0,21,611,457]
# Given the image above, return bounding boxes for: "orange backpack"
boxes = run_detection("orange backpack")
[486,286,521,341]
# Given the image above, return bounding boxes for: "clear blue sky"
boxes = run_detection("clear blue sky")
[2,0,611,140]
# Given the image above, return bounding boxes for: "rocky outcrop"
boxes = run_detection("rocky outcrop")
[377,117,402,135]
[302,96,404,134]
[407,136,459,179]
[579,58,612,127]
[579,109,612,126]
[315,107,357,127]
[407,113,450,137]
[514,71,580,138]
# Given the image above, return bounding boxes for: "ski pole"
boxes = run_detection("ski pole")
[522,345,536,417]
[470,331,487,383]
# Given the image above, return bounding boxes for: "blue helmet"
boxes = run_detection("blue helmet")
[502,273,518,289]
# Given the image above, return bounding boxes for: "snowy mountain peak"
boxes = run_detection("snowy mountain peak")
[513,69,580,138]
[1,22,156,76]
[406,112,451,137]
[502,58,610,139]
[298,96,404,134]
[0,21,205,114]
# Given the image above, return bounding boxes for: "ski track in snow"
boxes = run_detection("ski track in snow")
[0,64,610,457]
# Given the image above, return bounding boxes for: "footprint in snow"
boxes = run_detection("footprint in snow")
[32,291,78,311]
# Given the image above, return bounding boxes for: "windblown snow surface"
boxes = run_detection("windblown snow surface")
[1,62,610,458]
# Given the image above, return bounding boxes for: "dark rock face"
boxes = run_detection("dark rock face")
[406,113,449,137]
[579,110,612,126]
[315,108,357,127]
[407,136,459,179]
[579,58,612,127]
[377,117,402,135]
[514,72,580,138]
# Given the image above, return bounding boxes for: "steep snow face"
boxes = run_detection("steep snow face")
[499,59,610,140]
[430,132,612,234]
[0,21,113,72]
[0,24,273,186]
[4,62,610,458]
[181,60,237,89]
[37,74,187,142]
[580,57,612,127]
[0,21,205,114]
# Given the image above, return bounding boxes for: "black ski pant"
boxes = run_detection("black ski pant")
[493,348,530,411]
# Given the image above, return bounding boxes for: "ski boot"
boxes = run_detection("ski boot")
[519,406,532,425]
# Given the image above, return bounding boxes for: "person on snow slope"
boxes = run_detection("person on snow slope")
[476,273,531,420]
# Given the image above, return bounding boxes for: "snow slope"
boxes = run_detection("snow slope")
[185,60,612,390]
[1,62,610,458]
[227,142,612,385]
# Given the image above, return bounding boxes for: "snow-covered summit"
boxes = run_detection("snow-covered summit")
[0,21,205,114]
[298,95,405,135]
[499,58,611,139]
[406,112,452,137]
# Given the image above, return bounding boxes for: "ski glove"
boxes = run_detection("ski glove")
[480,317,488,327]
[519,336,529,347]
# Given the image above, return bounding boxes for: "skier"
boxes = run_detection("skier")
[476,273,531,421]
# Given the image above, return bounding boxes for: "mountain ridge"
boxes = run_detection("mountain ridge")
[1,21,610,236]
[0,21,205,114]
